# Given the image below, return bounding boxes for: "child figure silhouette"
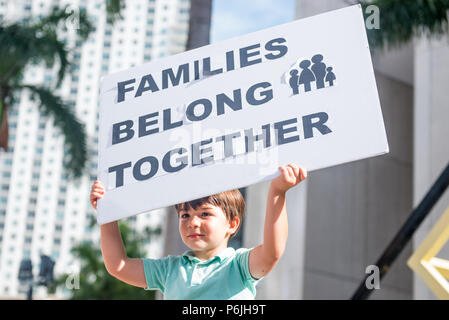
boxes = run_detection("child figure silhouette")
[325,66,336,86]
[289,69,300,95]
[299,60,315,92]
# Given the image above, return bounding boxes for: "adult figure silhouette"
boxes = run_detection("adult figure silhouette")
[311,54,326,89]
[299,60,315,92]
[325,66,336,86]
[289,69,299,95]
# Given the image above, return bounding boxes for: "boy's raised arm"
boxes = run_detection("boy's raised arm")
[91,181,147,288]
[248,165,307,280]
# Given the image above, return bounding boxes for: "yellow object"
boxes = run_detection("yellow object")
[408,206,449,299]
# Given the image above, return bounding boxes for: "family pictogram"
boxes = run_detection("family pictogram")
[288,54,336,95]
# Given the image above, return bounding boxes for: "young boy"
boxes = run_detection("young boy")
[90,164,307,299]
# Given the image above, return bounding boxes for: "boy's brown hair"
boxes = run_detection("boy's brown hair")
[174,189,246,239]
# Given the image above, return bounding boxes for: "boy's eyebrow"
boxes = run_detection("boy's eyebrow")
[199,205,215,210]
[180,205,214,211]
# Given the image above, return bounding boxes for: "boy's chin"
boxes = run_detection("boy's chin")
[183,238,206,249]
[186,242,207,250]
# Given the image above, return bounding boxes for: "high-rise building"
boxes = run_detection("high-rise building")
[244,0,449,300]
[0,0,190,298]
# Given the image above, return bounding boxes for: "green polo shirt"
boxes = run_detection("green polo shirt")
[142,247,261,300]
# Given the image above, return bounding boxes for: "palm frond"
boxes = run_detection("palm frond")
[360,0,449,49]
[105,0,124,24]
[18,85,87,179]
[0,5,94,87]
[33,5,94,41]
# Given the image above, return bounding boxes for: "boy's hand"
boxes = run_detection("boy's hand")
[90,180,105,210]
[270,164,307,194]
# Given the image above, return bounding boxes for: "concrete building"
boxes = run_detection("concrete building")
[0,0,190,298]
[244,0,449,299]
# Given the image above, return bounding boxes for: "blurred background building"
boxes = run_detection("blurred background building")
[243,0,449,300]
[0,0,448,300]
[0,0,190,298]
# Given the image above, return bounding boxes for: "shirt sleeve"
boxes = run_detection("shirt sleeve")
[141,256,171,292]
[235,248,262,285]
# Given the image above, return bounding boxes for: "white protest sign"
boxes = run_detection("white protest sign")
[97,5,388,224]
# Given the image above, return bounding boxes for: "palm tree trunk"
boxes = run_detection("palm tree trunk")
[186,0,212,50]
[163,0,212,257]
[0,87,9,151]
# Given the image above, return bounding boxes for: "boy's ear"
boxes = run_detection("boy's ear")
[229,216,240,233]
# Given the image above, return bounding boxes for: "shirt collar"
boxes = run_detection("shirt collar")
[182,247,235,264]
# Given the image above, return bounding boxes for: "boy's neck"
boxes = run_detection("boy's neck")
[193,243,229,261]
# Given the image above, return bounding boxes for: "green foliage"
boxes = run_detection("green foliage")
[105,0,124,24]
[0,2,124,179]
[49,219,162,300]
[360,0,449,49]
[20,85,87,179]
[0,5,94,178]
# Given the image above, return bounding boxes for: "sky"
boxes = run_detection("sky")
[210,0,296,43]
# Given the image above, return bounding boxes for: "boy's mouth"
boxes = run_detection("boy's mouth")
[188,234,204,238]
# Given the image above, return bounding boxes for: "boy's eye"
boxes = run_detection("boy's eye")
[181,213,189,219]
[201,212,210,217]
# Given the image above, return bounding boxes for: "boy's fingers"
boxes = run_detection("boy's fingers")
[297,168,306,181]
[300,167,308,180]
[93,181,104,187]
[279,166,290,180]
[92,192,104,198]
[286,166,294,179]
[287,164,300,179]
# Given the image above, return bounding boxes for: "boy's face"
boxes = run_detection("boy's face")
[178,203,238,253]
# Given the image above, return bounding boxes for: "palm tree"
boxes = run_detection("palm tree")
[164,0,213,256]
[0,1,123,178]
[49,219,161,299]
[358,0,449,48]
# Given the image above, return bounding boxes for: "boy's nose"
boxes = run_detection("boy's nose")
[189,215,201,227]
